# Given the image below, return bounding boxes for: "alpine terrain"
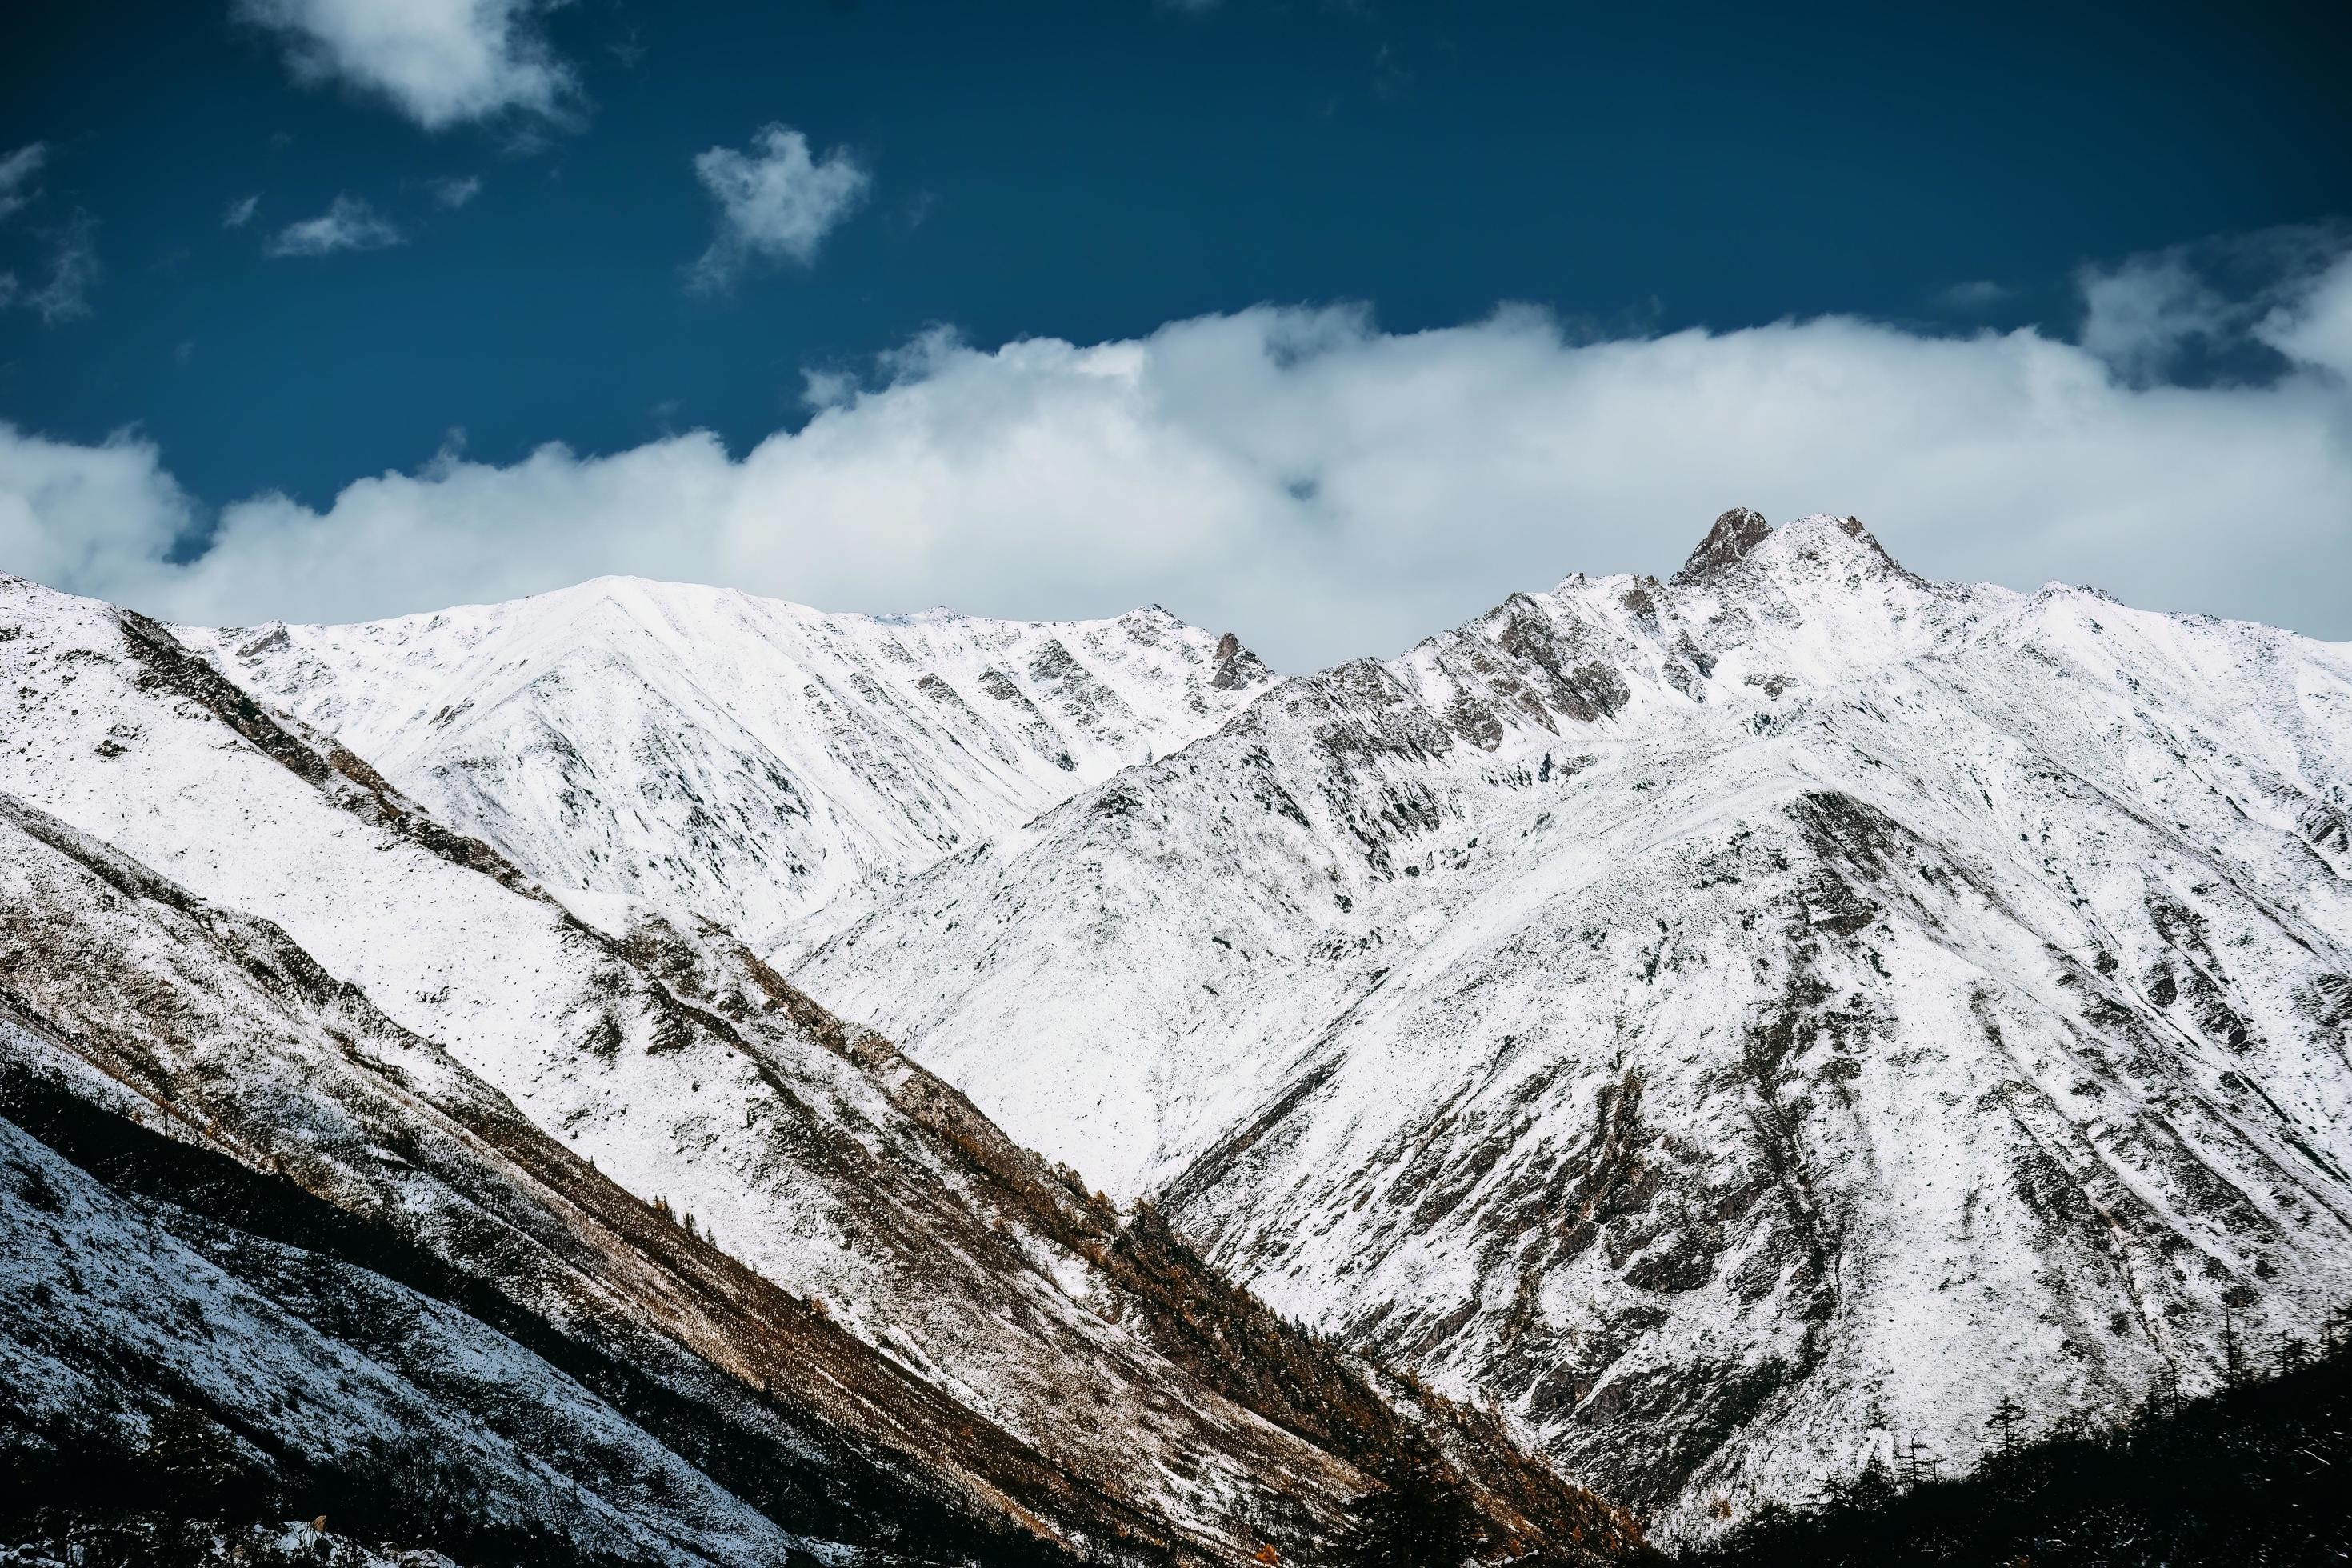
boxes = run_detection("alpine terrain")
[779,511,2352,1539]
[191,577,1274,952]
[0,572,1644,1565]
[6,508,2349,1560]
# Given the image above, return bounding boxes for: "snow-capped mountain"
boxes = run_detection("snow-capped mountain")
[790,511,2352,1538]
[20,508,2352,1553]
[190,577,1272,950]
[0,573,1641,1566]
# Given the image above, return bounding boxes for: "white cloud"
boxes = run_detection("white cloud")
[0,425,196,593]
[235,0,577,130]
[2077,224,2350,382]
[5,231,2351,669]
[223,193,262,229]
[2258,250,2352,381]
[264,195,404,258]
[2077,254,2230,380]
[688,125,870,292]
[0,142,48,223]
[426,174,483,209]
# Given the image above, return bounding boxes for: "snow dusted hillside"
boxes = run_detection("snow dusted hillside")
[190,578,1271,950]
[0,573,1642,1566]
[793,511,2352,1538]
[26,510,2350,1551]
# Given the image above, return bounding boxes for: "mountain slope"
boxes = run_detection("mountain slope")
[790,512,2352,1538]
[0,794,1054,1566]
[190,577,1272,950]
[0,572,1641,1566]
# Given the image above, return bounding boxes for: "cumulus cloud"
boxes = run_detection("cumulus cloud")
[0,425,196,592]
[6,230,2351,669]
[235,0,577,130]
[688,125,870,292]
[0,142,48,223]
[264,195,404,258]
[223,193,262,229]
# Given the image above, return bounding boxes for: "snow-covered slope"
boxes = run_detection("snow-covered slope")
[0,573,1641,1566]
[190,578,1272,950]
[792,511,2352,1538]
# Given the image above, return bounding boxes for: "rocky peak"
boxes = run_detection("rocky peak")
[1670,506,1773,585]
[1211,629,1274,690]
[1766,512,1914,582]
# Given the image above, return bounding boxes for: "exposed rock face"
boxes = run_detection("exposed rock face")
[1670,506,1772,585]
[789,513,2352,1541]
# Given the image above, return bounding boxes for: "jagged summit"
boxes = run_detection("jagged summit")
[1669,506,1908,590]
[1670,504,1773,583]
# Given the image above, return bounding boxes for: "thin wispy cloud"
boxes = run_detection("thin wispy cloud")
[688,125,870,294]
[223,193,262,229]
[234,0,579,131]
[1941,279,2012,309]
[264,194,404,258]
[2,212,103,325]
[0,142,49,223]
[426,174,484,210]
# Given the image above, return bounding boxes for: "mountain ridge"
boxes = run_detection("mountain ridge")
[18,503,2351,1549]
[187,574,1275,953]
[0,570,1640,1565]
[786,510,2352,1538]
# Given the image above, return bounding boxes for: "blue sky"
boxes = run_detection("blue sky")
[3,1,2350,666]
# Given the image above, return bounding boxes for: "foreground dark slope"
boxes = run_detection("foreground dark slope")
[0,574,1649,1565]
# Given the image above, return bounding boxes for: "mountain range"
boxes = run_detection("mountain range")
[5,506,2349,1560]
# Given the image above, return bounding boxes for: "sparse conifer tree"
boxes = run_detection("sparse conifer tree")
[1986,1393,2027,1456]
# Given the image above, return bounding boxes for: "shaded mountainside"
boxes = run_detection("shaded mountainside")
[1687,1328,2352,1567]
[0,574,1642,1566]
[790,512,2352,1540]
[190,577,1274,953]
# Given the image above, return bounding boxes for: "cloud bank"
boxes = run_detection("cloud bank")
[236,0,577,130]
[689,125,871,291]
[4,230,2350,670]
